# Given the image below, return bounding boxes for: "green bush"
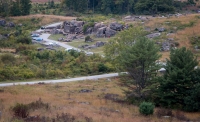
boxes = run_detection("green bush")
[139,102,154,116]
[83,22,95,34]
[184,83,200,112]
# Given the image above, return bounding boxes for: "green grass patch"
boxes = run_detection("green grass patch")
[67,37,111,54]
[48,34,65,41]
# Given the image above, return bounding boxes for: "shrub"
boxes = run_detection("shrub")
[83,22,95,34]
[16,36,32,44]
[139,102,154,116]
[12,103,29,118]
[85,35,92,42]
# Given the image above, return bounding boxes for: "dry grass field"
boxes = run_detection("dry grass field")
[10,14,76,26]
[0,78,200,122]
[144,14,200,61]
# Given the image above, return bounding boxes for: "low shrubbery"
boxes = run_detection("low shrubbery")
[139,102,154,116]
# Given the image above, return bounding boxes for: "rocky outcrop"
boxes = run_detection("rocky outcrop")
[93,23,106,32]
[109,22,123,31]
[63,20,84,34]
[105,27,116,37]
[96,27,107,38]
[96,26,117,38]
[146,33,161,38]
[51,29,63,34]
[64,34,77,42]
[85,27,93,35]
[123,16,134,21]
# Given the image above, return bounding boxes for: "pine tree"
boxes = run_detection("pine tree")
[105,27,161,102]
[20,0,31,15]
[157,47,199,108]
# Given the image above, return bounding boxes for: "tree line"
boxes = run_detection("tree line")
[0,0,31,17]
[64,0,196,14]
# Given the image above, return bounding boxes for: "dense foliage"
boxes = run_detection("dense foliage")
[154,47,200,111]
[0,50,114,81]
[105,27,161,102]
[64,0,195,14]
[139,102,155,115]
[0,0,31,16]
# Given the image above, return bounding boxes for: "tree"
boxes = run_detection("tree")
[156,47,199,109]
[10,0,21,16]
[105,27,161,102]
[20,0,31,15]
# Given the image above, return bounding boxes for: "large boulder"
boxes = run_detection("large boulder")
[51,29,63,34]
[75,26,83,34]
[85,27,93,34]
[0,20,6,26]
[96,41,106,47]
[146,33,161,38]
[70,20,84,27]
[124,16,134,21]
[63,20,84,33]
[93,23,106,32]
[96,27,107,38]
[105,27,116,37]
[156,27,165,32]
[65,34,77,42]
[109,22,123,31]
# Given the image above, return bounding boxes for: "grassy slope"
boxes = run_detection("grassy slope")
[0,78,200,122]
[144,14,200,61]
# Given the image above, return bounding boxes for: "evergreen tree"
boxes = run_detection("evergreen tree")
[157,47,199,108]
[20,0,31,15]
[10,0,21,16]
[105,27,161,102]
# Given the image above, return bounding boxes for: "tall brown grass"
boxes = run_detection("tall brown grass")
[0,79,199,122]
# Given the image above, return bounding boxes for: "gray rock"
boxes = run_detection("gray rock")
[146,33,161,38]
[96,27,107,38]
[105,27,116,37]
[78,101,90,105]
[109,22,123,31]
[167,38,174,41]
[85,27,93,34]
[157,27,165,32]
[63,20,84,34]
[58,37,64,41]
[7,22,15,27]
[0,20,6,26]
[79,89,92,93]
[51,29,63,34]
[93,23,106,32]
[124,16,134,21]
[79,44,89,48]
[74,26,83,34]
[65,34,77,42]
[84,45,97,50]
[96,41,106,47]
